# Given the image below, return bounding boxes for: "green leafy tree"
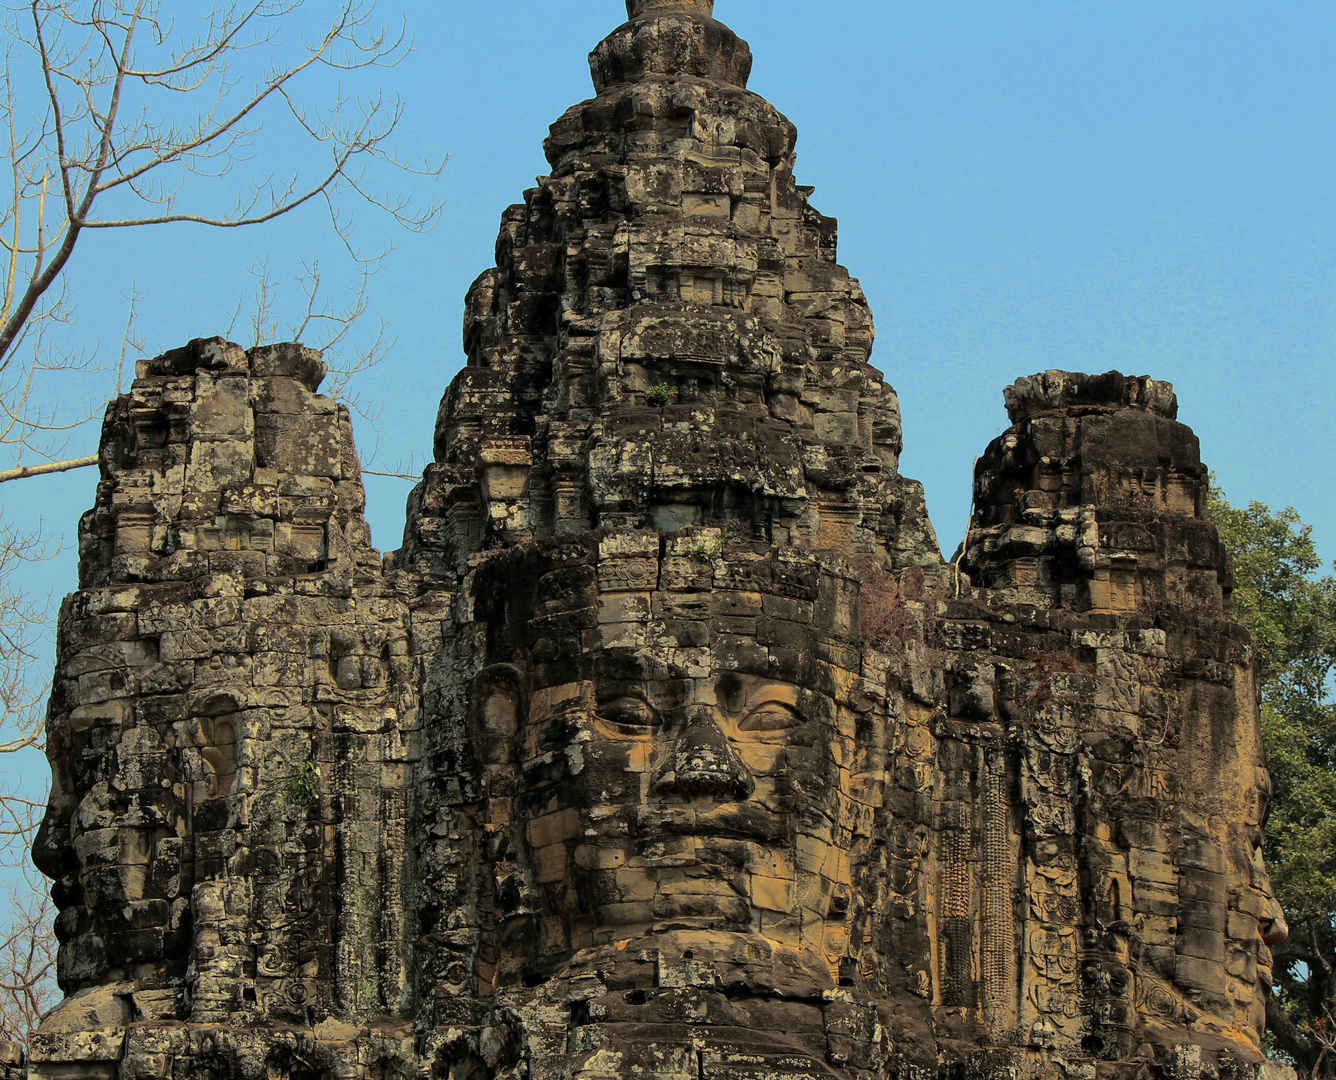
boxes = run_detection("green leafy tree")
[1209,485,1336,1076]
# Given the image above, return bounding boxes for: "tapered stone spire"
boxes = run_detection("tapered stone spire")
[400,0,940,576]
[595,0,751,90]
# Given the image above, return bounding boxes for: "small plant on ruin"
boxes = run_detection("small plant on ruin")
[647,383,675,407]
[288,762,320,804]
[1025,649,1079,710]
[688,529,730,564]
[689,539,724,563]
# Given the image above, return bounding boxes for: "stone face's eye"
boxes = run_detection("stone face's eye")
[737,702,802,734]
[597,695,661,729]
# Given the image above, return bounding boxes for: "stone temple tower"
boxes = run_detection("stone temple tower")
[26,3,1290,1079]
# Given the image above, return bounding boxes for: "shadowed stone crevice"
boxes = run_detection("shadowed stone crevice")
[24,5,1292,1080]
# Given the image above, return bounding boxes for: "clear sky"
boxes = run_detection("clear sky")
[6,0,1336,622]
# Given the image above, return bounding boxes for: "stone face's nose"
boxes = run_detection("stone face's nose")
[627,0,714,17]
[652,716,754,800]
[1260,889,1290,947]
[1252,847,1289,946]
[1261,905,1290,947]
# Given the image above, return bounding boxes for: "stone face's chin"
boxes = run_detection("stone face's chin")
[558,928,841,996]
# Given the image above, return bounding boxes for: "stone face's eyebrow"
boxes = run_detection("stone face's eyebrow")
[739,684,802,708]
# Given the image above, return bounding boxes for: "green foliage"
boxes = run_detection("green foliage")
[647,382,675,407]
[288,761,320,804]
[1260,702,1336,922]
[689,540,722,563]
[1208,483,1336,1071]
[688,532,729,564]
[1209,489,1336,697]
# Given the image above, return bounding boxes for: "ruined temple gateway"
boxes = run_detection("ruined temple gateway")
[27,2,1291,1078]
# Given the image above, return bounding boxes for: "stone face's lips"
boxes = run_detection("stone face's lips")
[630,803,791,845]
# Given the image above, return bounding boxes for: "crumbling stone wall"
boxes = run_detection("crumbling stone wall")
[26,3,1292,1080]
[31,340,420,1076]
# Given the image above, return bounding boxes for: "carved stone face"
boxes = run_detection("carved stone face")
[1123,676,1289,1045]
[1221,758,1289,1035]
[1150,811,1288,1043]
[471,543,884,996]
[33,685,238,993]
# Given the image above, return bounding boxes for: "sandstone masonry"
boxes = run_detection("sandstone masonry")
[27,4,1292,1080]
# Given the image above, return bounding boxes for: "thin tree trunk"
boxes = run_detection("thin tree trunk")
[1267,995,1320,1077]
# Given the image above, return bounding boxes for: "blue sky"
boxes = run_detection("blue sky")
[7,0,1335,627]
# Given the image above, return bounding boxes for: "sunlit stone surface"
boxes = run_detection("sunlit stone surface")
[26,4,1290,1079]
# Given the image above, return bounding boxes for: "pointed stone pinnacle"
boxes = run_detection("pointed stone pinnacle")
[626,0,714,18]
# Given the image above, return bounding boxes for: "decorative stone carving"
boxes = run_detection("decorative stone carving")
[27,4,1290,1080]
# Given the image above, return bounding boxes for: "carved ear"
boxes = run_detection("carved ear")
[472,664,527,762]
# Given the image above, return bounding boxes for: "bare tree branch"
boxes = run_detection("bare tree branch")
[0,0,443,476]
[0,0,444,1055]
[0,865,55,1043]
[361,466,418,481]
[0,453,94,482]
